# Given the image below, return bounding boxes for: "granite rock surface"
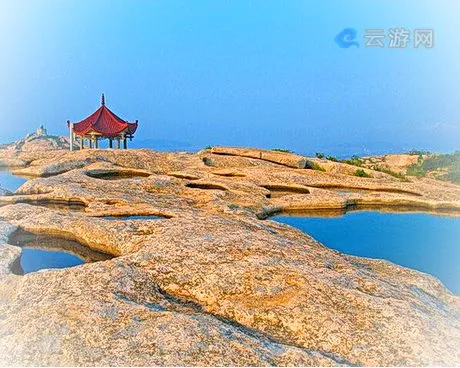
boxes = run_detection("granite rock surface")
[0,147,459,366]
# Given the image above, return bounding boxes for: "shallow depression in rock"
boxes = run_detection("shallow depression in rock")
[14,200,87,212]
[102,215,162,220]
[7,229,113,274]
[85,170,151,180]
[273,210,460,294]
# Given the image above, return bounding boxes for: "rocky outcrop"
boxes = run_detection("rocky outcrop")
[0,147,459,366]
[361,154,422,174]
[209,147,309,169]
[2,130,76,153]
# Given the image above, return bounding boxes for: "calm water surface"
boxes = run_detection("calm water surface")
[274,211,460,294]
[20,248,84,273]
[8,230,113,274]
[0,170,27,192]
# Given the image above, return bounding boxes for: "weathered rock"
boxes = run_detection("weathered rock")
[2,130,76,152]
[210,147,309,169]
[0,147,459,366]
[308,158,390,179]
[0,158,28,168]
[361,154,421,174]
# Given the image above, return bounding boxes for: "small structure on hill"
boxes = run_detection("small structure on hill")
[36,125,47,137]
[67,94,138,151]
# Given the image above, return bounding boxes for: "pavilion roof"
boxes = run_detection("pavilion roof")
[69,94,138,137]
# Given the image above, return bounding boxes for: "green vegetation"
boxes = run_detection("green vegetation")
[342,155,364,167]
[406,163,426,177]
[271,148,294,153]
[308,150,460,184]
[204,145,214,150]
[407,149,431,156]
[354,169,372,178]
[419,153,459,171]
[315,152,361,165]
[309,162,326,172]
[328,153,408,182]
[407,152,460,184]
[446,171,460,183]
[326,155,338,162]
[371,166,409,182]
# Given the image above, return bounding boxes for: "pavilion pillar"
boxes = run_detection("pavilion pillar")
[79,136,84,150]
[69,122,74,152]
[109,139,113,149]
[89,139,93,149]
[123,137,127,149]
[116,138,121,149]
[94,136,99,149]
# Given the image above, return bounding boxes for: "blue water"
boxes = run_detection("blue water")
[20,248,84,273]
[274,211,460,294]
[8,230,113,274]
[0,170,27,192]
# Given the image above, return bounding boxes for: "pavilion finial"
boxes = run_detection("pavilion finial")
[101,93,105,106]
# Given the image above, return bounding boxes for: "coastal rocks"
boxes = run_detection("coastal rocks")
[1,151,460,218]
[13,156,111,177]
[201,156,216,167]
[0,243,21,277]
[308,158,391,179]
[8,149,197,178]
[261,183,311,197]
[2,127,76,152]
[0,221,21,278]
[209,146,309,169]
[0,253,341,367]
[361,154,421,174]
[85,168,152,180]
[0,203,459,366]
[211,169,246,177]
[0,158,28,168]
[0,146,459,365]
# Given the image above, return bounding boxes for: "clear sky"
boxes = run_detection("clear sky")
[0,0,458,155]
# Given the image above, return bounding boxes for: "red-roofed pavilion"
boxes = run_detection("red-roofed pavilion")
[67,94,138,150]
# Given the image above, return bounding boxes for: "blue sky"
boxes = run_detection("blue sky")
[0,0,458,155]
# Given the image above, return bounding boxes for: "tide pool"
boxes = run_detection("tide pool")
[274,211,460,294]
[0,170,27,192]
